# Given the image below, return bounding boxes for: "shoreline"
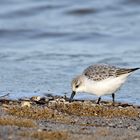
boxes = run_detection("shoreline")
[0,95,140,140]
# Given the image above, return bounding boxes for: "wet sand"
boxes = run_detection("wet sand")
[0,94,140,140]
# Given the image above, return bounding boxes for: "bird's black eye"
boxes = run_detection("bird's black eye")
[76,85,79,88]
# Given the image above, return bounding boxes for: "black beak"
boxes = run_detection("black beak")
[69,91,76,102]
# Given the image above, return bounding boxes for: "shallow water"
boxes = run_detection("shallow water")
[0,0,140,104]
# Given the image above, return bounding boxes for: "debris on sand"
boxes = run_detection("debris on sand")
[0,95,140,140]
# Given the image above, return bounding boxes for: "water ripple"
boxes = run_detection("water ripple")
[0,4,64,18]
[66,8,97,16]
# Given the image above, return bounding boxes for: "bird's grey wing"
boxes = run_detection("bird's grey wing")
[83,64,117,81]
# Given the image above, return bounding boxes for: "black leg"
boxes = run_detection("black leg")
[112,93,115,103]
[97,97,101,104]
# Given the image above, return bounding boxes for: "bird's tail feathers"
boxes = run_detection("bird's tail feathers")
[116,67,139,76]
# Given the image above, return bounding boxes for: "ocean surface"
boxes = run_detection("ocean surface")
[0,0,140,104]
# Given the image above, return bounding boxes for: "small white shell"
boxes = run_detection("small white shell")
[21,101,31,107]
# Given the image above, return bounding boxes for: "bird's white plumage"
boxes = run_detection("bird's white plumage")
[84,73,130,96]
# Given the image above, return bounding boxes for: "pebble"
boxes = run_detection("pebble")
[2,104,9,108]
[21,101,31,107]
[48,101,56,107]
[108,123,115,127]
[128,125,138,130]
[44,98,50,102]
[118,106,123,109]
[55,98,65,102]
[37,129,42,132]
[31,96,41,101]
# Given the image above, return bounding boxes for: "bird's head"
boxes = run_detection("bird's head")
[69,75,85,102]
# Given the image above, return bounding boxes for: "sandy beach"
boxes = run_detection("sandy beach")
[0,94,140,140]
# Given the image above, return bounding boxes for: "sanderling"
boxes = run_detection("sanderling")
[69,64,139,104]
